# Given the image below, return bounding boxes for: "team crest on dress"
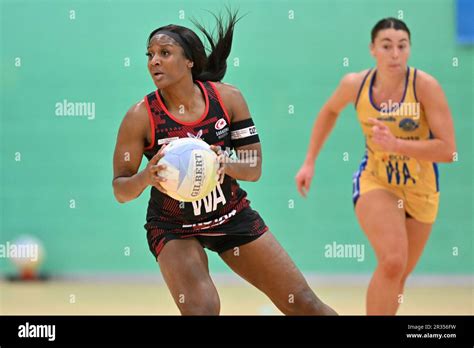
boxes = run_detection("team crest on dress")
[399,118,419,132]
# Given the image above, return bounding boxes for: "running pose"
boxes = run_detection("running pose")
[296,18,456,315]
[113,11,336,315]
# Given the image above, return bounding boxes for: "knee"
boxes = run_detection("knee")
[379,254,407,280]
[176,288,220,315]
[280,287,333,316]
[178,296,220,315]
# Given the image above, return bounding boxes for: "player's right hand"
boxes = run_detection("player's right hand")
[144,144,168,193]
[295,162,314,198]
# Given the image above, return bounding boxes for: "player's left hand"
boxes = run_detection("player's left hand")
[368,118,399,152]
[210,145,226,184]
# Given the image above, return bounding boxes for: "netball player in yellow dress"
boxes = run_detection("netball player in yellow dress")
[296,18,457,315]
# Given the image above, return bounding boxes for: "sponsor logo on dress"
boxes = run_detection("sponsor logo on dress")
[183,209,236,229]
[216,127,229,139]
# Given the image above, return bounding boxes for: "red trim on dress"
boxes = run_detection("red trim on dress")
[155,238,166,258]
[209,81,231,124]
[143,96,155,151]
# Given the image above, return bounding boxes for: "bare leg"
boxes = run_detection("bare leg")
[355,189,408,315]
[157,238,220,315]
[219,232,337,315]
[399,218,433,296]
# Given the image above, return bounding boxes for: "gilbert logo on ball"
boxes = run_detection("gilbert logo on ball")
[158,137,219,202]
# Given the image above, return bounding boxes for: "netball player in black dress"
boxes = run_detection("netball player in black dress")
[113,12,337,316]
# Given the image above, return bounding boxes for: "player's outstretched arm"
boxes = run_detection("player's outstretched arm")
[296,72,363,197]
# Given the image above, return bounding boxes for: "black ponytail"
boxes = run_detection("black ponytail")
[147,8,242,82]
[190,9,241,81]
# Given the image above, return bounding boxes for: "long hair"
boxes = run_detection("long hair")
[147,9,242,82]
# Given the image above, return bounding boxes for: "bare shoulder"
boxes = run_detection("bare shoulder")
[415,69,439,84]
[333,69,371,104]
[119,99,150,140]
[123,99,149,127]
[413,69,446,104]
[126,99,149,121]
[210,82,248,119]
[212,82,244,101]
[414,69,442,90]
[340,69,371,89]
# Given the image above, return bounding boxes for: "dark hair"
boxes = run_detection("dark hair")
[147,9,242,82]
[371,18,411,43]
